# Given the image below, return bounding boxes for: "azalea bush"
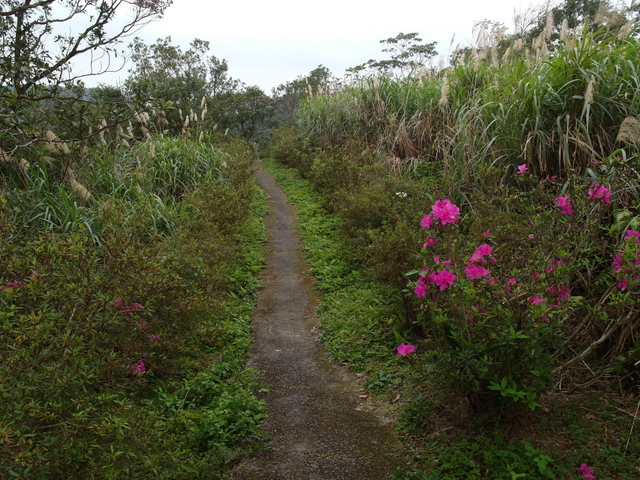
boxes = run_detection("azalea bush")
[408,157,640,416]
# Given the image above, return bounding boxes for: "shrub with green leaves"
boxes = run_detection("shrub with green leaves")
[406,155,640,416]
[0,137,265,478]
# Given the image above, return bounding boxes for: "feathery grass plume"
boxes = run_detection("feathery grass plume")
[44,130,59,153]
[18,158,30,172]
[200,96,206,109]
[438,76,449,107]
[616,117,640,146]
[98,118,108,145]
[543,10,553,40]
[121,138,130,147]
[142,112,150,125]
[149,142,156,157]
[141,126,151,140]
[618,20,633,38]
[585,76,595,105]
[127,122,134,139]
[503,46,512,62]
[64,168,92,202]
[560,19,569,42]
[199,131,204,143]
[117,124,132,140]
[133,111,143,123]
[0,149,11,163]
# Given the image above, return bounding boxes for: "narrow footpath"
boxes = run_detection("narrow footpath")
[230,162,404,480]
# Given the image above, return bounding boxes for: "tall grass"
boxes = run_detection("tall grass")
[295,27,640,181]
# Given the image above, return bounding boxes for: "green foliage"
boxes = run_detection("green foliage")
[0,138,267,478]
[295,27,640,180]
[126,36,271,140]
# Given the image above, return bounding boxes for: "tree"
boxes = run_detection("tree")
[349,32,438,79]
[271,65,333,124]
[524,0,639,46]
[0,0,172,100]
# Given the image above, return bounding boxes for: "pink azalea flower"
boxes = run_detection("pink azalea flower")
[431,199,460,226]
[528,295,545,304]
[555,196,574,214]
[149,334,161,342]
[547,284,571,303]
[469,243,493,264]
[423,236,436,248]
[516,164,528,174]
[617,277,629,291]
[396,343,416,356]
[623,229,640,245]
[483,230,490,237]
[421,215,433,229]
[579,463,596,480]
[464,265,491,280]
[414,276,428,298]
[612,254,624,272]
[139,321,148,330]
[432,269,456,291]
[131,360,146,374]
[588,182,611,204]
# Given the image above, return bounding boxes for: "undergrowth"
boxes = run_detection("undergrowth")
[0,140,268,479]
[260,157,640,479]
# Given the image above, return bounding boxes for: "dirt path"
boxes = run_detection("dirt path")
[230,162,404,480]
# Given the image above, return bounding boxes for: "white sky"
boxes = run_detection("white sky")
[76,0,592,92]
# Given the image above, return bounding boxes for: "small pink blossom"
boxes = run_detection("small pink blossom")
[623,229,640,245]
[588,182,612,204]
[528,234,535,239]
[139,321,148,330]
[149,334,161,342]
[483,230,490,237]
[528,295,545,304]
[421,215,434,229]
[617,277,629,291]
[469,243,493,264]
[414,276,428,298]
[579,463,596,480]
[423,236,436,248]
[396,343,416,356]
[431,199,460,226]
[131,360,146,374]
[464,264,491,280]
[516,164,528,174]
[612,254,624,272]
[555,196,574,214]
[432,269,456,291]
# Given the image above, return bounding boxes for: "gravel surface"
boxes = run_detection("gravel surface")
[229,162,405,480]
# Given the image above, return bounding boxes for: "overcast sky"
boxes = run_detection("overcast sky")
[84,0,542,92]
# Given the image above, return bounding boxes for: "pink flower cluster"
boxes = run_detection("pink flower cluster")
[421,198,461,230]
[613,229,640,291]
[554,183,613,215]
[555,196,574,214]
[414,266,457,297]
[396,343,416,356]
[588,182,611,204]
[114,299,143,314]
[579,463,596,480]
[131,360,146,374]
[465,243,494,280]
[1,280,27,292]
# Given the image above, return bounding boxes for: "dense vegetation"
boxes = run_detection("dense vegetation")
[263,3,640,477]
[1,3,270,476]
[2,0,639,478]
